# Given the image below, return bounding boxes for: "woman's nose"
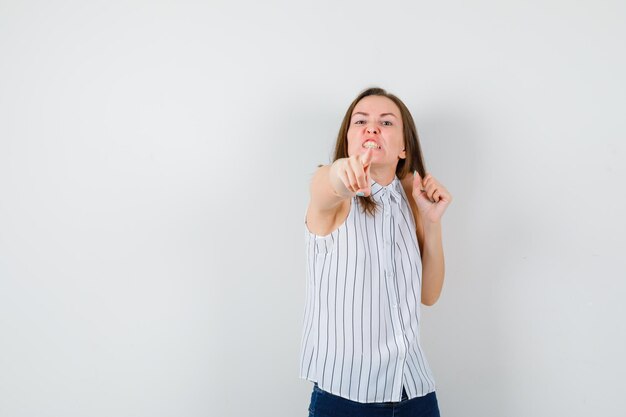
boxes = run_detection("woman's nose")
[366,125,379,134]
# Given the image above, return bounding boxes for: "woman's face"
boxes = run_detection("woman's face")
[346,95,405,169]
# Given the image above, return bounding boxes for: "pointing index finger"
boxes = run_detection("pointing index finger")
[361,148,374,169]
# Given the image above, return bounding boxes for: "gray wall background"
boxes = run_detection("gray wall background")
[1,1,625,416]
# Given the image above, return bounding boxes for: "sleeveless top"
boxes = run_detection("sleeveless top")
[298,176,436,403]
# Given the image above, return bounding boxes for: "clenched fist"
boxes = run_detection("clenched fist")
[330,148,374,197]
[412,171,452,224]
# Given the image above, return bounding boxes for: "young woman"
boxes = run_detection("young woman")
[299,87,452,416]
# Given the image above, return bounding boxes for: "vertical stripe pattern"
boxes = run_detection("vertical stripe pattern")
[299,177,436,403]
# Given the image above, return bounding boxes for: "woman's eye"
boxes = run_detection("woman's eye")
[382,121,392,126]
[354,120,365,124]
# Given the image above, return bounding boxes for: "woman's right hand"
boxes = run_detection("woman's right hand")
[329,149,374,197]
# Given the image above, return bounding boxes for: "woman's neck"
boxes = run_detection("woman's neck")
[369,165,397,186]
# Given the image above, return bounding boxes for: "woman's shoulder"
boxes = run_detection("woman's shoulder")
[398,173,420,216]
[398,173,425,252]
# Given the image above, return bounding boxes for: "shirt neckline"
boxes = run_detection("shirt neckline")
[370,176,402,201]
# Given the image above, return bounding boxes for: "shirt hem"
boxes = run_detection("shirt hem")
[299,374,436,404]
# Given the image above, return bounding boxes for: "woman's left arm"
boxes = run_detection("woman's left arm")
[420,221,445,306]
[404,172,452,306]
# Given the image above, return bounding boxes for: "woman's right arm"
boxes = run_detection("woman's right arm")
[306,150,372,234]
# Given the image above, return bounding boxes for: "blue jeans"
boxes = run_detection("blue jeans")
[308,383,440,417]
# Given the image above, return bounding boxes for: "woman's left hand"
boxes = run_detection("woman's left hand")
[412,171,452,224]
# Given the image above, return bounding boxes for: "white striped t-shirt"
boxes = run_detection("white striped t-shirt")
[298,176,436,403]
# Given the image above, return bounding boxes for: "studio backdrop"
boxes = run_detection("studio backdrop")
[1,1,624,416]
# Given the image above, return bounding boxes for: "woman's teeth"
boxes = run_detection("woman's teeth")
[363,141,380,149]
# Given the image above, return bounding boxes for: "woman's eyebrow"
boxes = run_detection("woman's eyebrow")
[352,112,398,118]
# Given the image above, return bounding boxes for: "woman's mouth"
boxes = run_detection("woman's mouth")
[362,140,381,150]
